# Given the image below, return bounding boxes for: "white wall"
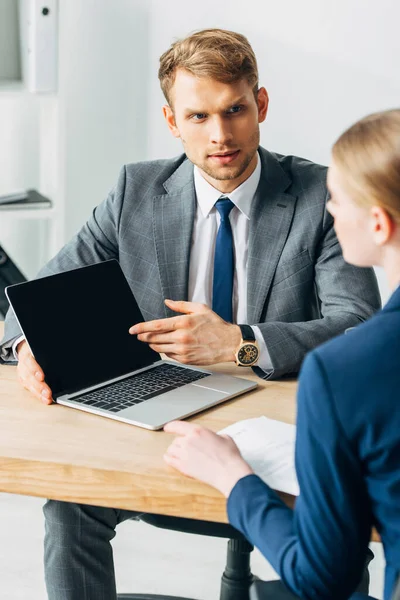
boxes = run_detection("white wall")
[57,0,151,237]
[146,0,400,168]
[1,0,399,297]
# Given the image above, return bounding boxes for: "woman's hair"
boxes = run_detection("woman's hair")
[332,108,400,224]
[158,28,259,106]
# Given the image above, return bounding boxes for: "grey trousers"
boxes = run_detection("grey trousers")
[43,499,139,600]
[43,500,374,600]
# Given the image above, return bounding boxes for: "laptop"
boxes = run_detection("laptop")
[5,260,257,430]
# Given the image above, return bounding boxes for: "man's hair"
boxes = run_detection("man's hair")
[332,108,400,224]
[158,28,259,106]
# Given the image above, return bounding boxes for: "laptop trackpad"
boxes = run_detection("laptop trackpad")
[119,384,227,430]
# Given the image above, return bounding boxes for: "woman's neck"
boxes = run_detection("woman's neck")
[381,244,400,290]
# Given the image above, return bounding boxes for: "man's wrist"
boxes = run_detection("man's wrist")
[16,340,26,355]
[223,324,241,363]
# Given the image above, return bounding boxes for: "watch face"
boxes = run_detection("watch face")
[238,343,259,365]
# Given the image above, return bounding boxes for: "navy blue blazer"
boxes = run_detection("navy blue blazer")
[228,285,400,600]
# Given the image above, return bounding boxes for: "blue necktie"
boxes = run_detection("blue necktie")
[212,197,235,322]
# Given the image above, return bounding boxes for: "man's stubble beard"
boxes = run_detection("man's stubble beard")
[184,129,260,182]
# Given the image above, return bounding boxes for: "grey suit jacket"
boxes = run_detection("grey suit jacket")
[0,147,381,378]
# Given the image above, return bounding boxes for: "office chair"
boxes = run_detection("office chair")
[249,579,382,600]
[117,514,257,600]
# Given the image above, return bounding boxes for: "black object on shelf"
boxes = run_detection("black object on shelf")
[0,245,27,319]
[0,189,52,210]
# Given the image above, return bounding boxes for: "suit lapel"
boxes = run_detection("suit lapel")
[247,149,297,323]
[153,159,196,317]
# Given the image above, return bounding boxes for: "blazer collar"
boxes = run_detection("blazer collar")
[163,156,194,194]
[382,284,400,313]
[257,147,292,192]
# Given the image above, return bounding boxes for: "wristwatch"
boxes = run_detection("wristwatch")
[235,324,259,367]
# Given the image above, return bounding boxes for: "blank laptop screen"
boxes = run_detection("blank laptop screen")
[6,260,159,397]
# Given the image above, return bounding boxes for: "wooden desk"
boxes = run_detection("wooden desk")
[0,322,297,522]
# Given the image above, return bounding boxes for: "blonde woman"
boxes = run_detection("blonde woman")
[165,109,400,600]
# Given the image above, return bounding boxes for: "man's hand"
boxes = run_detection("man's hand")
[16,341,53,404]
[164,420,253,497]
[129,300,241,365]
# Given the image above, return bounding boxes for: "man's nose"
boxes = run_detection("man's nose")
[209,117,234,146]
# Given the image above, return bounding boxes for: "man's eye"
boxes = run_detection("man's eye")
[191,113,207,121]
[227,105,243,114]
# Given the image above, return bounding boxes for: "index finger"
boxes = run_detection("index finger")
[164,420,204,436]
[129,316,181,335]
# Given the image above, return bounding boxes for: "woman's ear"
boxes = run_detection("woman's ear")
[371,205,395,246]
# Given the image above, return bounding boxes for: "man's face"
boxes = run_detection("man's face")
[163,69,269,193]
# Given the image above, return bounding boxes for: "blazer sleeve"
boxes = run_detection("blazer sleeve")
[227,351,372,600]
[253,198,381,379]
[0,166,127,361]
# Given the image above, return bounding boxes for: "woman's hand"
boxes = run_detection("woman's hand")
[164,421,253,497]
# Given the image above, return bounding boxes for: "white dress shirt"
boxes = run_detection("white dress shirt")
[13,152,273,371]
[190,152,272,371]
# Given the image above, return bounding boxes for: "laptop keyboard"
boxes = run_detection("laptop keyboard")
[73,363,210,413]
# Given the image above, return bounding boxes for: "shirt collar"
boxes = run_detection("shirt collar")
[193,152,261,219]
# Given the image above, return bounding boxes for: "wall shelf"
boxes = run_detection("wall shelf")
[0,81,25,94]
[0,208,56,220]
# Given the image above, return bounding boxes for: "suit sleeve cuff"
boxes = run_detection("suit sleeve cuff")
[12,335,25,360]
[252,326,273,373]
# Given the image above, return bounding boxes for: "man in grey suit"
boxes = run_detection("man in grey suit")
[0,28,379,599]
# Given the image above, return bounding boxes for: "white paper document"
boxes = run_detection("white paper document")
[219,416,299,496]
